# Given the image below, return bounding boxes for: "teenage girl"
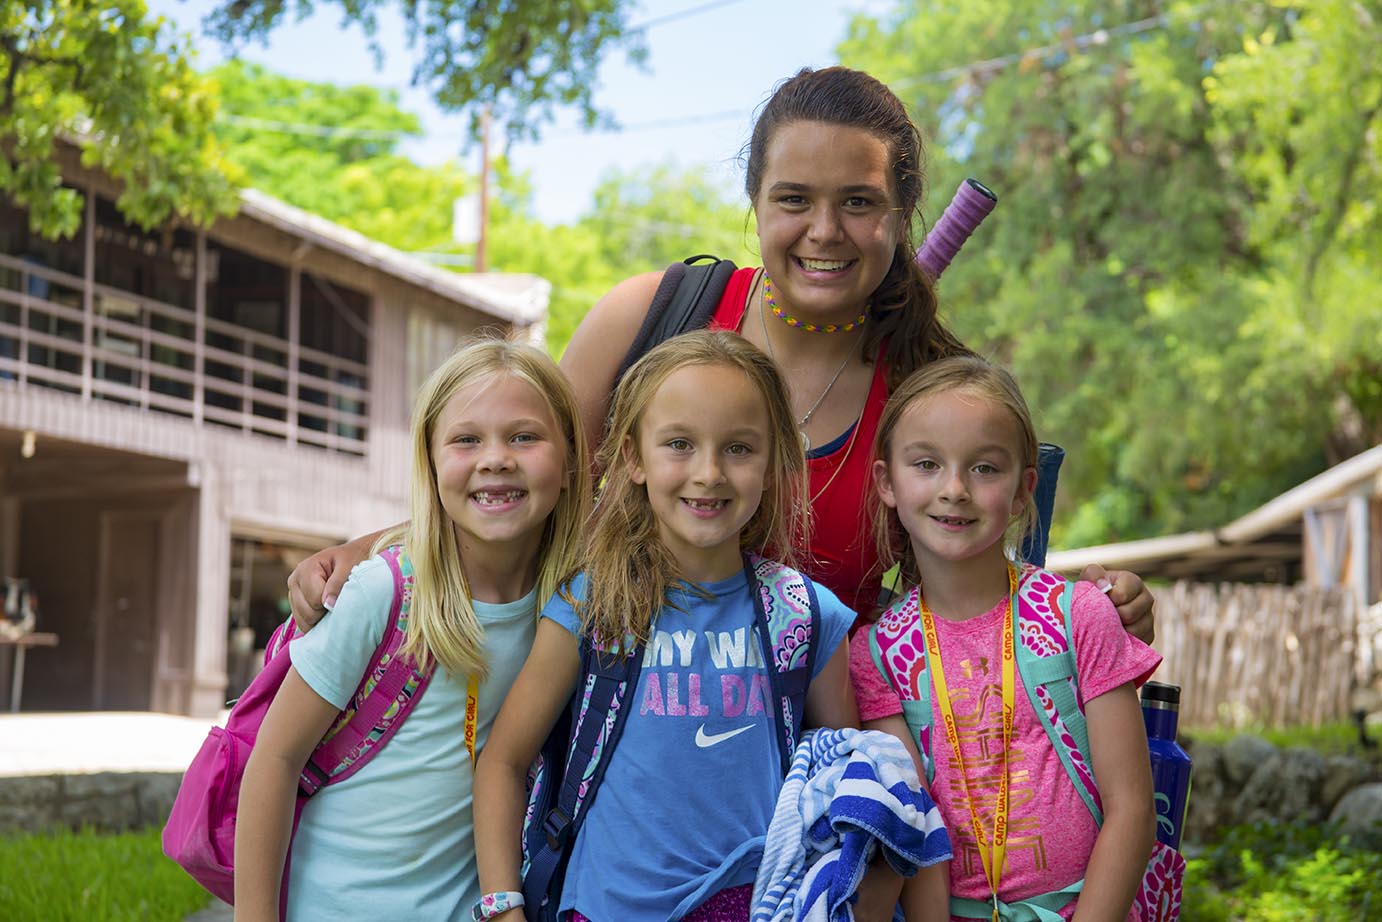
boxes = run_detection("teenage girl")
[850,356,1160,922]
[472,331,859,922]
[233,338,591,921]
[284,66,1157,642]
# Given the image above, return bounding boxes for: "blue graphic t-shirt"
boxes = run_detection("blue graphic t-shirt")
[541,567,854,922]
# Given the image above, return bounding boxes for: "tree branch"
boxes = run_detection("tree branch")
[1303,101,1381,300]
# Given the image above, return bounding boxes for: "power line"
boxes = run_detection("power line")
[218,114,412,140]
[628,0,746,32]
[211,7,1209,144]
[891,9,1191,90]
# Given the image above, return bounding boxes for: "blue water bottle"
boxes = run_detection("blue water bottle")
[1141,681,1193,850]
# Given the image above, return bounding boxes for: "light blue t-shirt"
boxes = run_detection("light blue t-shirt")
[543,567,854,922]
[285,555,537,922]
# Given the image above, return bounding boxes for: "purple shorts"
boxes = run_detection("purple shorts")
[569,883,752,922]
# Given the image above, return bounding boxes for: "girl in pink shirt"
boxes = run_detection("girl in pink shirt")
[850,356,1160,921]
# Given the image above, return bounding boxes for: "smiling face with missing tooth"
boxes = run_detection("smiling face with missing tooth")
[430,373,568,568]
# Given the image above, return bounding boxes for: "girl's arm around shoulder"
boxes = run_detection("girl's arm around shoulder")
[1069,580,1163,701]
[233,668,344,922]
[473,618,583,920]
[559,270,665,465]
[1071,681,1156,922]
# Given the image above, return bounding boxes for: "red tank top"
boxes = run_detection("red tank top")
[709,267,888,621]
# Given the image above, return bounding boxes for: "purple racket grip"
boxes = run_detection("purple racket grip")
[915,178,998,281]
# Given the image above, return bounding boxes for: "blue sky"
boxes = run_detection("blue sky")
[147,0,891,224]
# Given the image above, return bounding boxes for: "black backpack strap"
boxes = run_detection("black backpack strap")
[615,255,737,385]
[522,638,643,921]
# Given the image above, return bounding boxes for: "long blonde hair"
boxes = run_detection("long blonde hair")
[872,355,1039,589]
[581,330,807,650]
[378,335,591,679]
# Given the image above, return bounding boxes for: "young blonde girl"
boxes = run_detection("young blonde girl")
[234,338,590,921]
[473,330,859,922]
[850,356,1160,922]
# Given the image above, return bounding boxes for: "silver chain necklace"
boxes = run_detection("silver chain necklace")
[759,280,861,453]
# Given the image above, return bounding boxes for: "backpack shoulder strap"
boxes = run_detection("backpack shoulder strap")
[523,634,643,917]
[298,545,435,795]
[1013,566,1102,824]
[869,588,936,784]
[615,255,737,385]
[745,554,818,775]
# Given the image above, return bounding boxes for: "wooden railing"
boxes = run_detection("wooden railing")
[0,252,369,454]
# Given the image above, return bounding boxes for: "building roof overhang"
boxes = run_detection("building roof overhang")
[237,188,548,327]
[1046,444,1382,582]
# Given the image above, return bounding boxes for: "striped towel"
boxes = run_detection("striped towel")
[751,728,951,922]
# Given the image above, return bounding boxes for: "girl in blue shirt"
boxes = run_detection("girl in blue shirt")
[474,331,859,922]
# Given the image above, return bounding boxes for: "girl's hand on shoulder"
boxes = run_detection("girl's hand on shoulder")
[1079,564,1155,644]
[287,528,390,631]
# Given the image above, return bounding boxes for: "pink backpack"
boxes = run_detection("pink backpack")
[162,546,433,908]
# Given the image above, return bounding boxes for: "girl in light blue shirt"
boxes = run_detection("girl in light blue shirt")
[234,338,591,922]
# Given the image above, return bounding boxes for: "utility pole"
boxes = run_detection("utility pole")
[475,107,491,273]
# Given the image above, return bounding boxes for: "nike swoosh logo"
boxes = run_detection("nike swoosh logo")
[694,724,754,748]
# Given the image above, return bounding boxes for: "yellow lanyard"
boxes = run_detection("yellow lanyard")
[463,673,480,766]
[920,565,1018,922]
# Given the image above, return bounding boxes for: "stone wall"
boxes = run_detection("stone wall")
[0,771,181,834]
[3,737,1379,844]
[1182,735,1382,844]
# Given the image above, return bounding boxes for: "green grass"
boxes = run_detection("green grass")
[0,826,213,922]
[1184,720,1368,757]
[1185,821,1382,921]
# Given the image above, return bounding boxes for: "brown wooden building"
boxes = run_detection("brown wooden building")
[0,151,549,717]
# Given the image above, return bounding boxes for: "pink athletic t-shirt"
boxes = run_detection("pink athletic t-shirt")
[850,579,1162,921]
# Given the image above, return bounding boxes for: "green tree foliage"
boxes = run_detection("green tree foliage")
[842,0,1382,545]
[493,162,758,351]
[211,61,466,254]
[210,63,751,354]
[0,0,240,238]
[204,0,644,138]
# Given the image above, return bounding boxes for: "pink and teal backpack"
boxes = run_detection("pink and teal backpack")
[868,565,1185,922]
[162,545,432,911]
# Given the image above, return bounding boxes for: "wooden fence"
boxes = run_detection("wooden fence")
[1152,581,1358,728]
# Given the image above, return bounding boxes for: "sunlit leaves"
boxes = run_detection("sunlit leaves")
[841,0,1381,545]
[1,0,240,237]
